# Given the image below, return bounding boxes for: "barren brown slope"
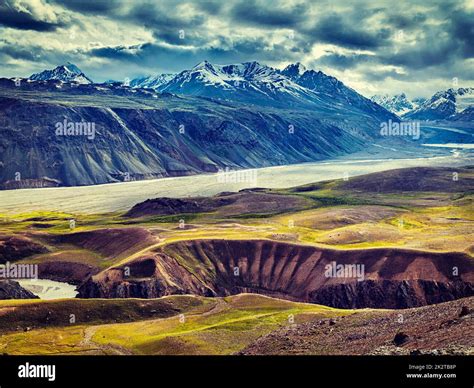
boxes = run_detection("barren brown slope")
[77,239,474,308]
[125,190,312,218]
[239,296,474,355]
[291,166,474,193]
[54,227,157,259]
[0,234,49,263]
[14,228,157,284]
[337,166,473,193]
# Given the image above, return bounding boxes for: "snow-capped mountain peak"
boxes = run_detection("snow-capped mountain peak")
[129,73,174,89]
[404,87,473,120]
[281,62,307,78]
[62,62,82,74]
[149,60,313,103]
[29,62,93,84]
[446,87,474,112]
[126,60,395,119]
[192,60,214,69]
[370,93,420,116]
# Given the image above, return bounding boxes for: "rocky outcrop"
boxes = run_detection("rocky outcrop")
[239,296,474,355]
[0,280,38,299]
[77,239,474,308]
[309,279,474,309]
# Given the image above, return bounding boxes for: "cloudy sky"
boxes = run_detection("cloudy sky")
[0,0,473,98]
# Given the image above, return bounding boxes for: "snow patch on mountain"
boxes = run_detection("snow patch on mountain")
[129,73,175,89]
[29,63,93,84]
[405,88,474,120]
[371,93,422,115]
[127,60,393,122]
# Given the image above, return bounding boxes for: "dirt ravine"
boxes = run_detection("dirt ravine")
[77,239,474,309]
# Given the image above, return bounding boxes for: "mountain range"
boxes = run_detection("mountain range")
[405,88,474,121]
[372,88,474,120]
[26,62,474,122]
[0,61,471,189]
[130,62,474,121]
[370,93,425,116]
[129,61,391,118]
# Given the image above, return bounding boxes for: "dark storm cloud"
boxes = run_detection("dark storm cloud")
[384,13,427,30]
[152,29,207,46]
[121,1,210,48]
[364,69,409,82]
[195,0,224,15]
[0,44,39,61]
[88,37,287,73]
[379,17,470,71]
[449,9,474,58]
[127,2,206,30]
[229,0,309,28]
[0,41,82,75]
[49,0,124,14]
[374,5,473,73]
[89,45,143,61]
[317,53,374,69]
[0,0,472,96]
[307,13,391,49]
[382,40,457,70]
[0,2,64,31]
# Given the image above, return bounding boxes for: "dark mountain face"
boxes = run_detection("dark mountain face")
[0,60,411,189]
[405,88,474,120]
[283,67,393,119]
[453,106,474,121]
[0,77,397,188]
[280,62,307,78]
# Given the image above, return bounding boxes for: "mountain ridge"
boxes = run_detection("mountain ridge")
[1,61,469,189]
[372,88,474,120]
[24,61,474,122]
[128,60,394,120]
[29,62,93,84]
[405,87,474,120]
[371,93,425,116]
[1,78,391,188]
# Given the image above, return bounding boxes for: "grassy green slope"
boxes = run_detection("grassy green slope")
[0,294,352,355]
